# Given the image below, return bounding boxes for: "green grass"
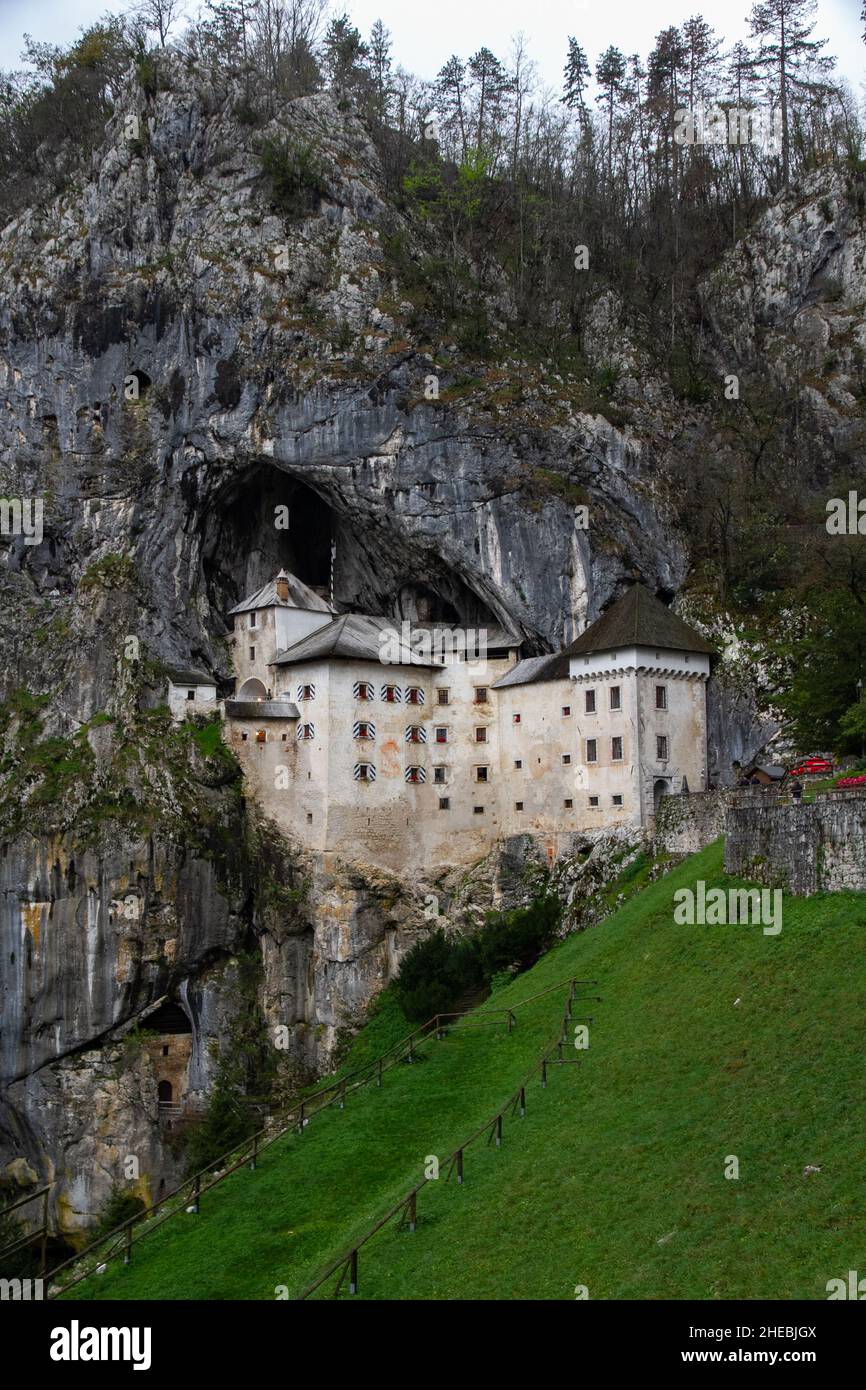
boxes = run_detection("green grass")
[64,841,866,1301]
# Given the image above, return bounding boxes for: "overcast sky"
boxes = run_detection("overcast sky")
[1,0,863,93]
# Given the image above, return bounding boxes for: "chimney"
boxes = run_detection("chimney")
[275,568,290,603]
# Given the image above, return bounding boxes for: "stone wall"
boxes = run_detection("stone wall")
[724,796,866,895]
[654,790,734,856]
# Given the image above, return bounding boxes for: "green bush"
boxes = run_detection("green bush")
[394,895,561,1021]
[258,136,327,218]
[96,1185,146,1239]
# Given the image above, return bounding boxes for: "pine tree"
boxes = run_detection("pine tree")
[368,19,392,121]
[562,37,591,122]
[435,55,469,160]
[748,0,835,184]
[595,46,628,181]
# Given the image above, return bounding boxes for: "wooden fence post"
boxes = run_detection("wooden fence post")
[250,1132,258,1171]
[40,1188,49,1277]
[495,1114,502,1148]
[298,1101,305,1134]
[349,1249,358,1295]
[519,1086,526,1118]
[377,1057,383,1087]
[456,1149,464,1184]
[123,1221,133,1266]
[192,1174,200,1214]
[407,1191,417,1232]
[541,1057,548,1088]
[339,1080,346,1111]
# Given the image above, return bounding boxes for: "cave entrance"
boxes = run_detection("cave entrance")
[653,778,671,814]
[202,465,334,620]
[157,1080,173,1105]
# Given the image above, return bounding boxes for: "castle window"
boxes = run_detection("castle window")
[514,759,522,769]
[354,763,376,782]
[249,647,256,662]
[515,801,524,811]
[564,798,573,809]
[562,705,571,717]
[437,689,450,706]
[439,797,450,810]
[306,812,313,823]
[562,754,571,765]
[657,735,668,760]
[433,766,448,784]
[405,766,426,784]
[612,794,623,806]
[474,687,488,703]
[434,726,448,744]
[610,685,621,711]
[249,612,257,629]
[586,738,597,763]
[382,685,402,703]
[353,680,373,701]
[187,690,195,701]
[298,683,316,701]
[585,689,596,713]
[589,795,599,807]
[256,729,267,743]
[475,766,489,783]
[281,733,287,742]
[297,723,315,740]
[241,732,249,742]
[405,725,426,744]
[354,721,375,741]
[473,806,485,814]
[513,713,521,724]
[611,736,623,760]
[162,1044,169,1057]
[475,727,487,743]
[406,686,424,705]
[656,685,667,710]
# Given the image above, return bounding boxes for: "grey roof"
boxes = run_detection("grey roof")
[565,585,716,658]
[754,764,787,780]
[225,700,300,719]
[167,668,215,686]
[492,654,564,690]
[271,615,520,668]
[228,573,335,617]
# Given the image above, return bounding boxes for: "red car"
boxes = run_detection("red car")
[788,757,834,776]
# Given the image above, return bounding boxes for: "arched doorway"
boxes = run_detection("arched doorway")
[157,1080,173,1105]
[653,778,670,813]
[237,677,267,701]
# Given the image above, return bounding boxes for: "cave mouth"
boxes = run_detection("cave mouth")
[201,461,508,636]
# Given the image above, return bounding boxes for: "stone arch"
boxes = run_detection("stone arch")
[237,677,267,701]
[653,778,671,814]
[157,1080,173,1105]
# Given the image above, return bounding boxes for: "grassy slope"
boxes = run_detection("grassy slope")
[68,841,866,1301]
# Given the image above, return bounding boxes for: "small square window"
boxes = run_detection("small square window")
[513,713,521,724]
[564,798,573,809]
[562,753,571,765]
[439,797,450,810]
[435,727,448,743]
[612,794,623,806]
[655,685,667,710]
[586,738,597,763]
[437,689,450,706]
[589,795,599,807]
[612,736,623,760]
[562,705,571,717]
[434,766,447,784]
[474,687,488,703]
[241,732,248,742]
[187,690,195,701]
[473,806,485,814]
[475,727,487,743]
[585,690,596,713]
[475,766,489,783]
[610,685,621,711]
[515,801,524,811]
[514,759,522,769]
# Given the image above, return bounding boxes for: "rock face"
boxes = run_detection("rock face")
[0,56,860,1232]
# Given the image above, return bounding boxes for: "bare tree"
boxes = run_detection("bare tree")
[136,0,187,49]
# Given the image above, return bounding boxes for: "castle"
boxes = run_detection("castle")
[213,569,714,871]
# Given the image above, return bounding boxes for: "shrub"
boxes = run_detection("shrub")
[96,1185,146,1239]
[257,136,327,218]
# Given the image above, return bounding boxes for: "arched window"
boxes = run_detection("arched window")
[238,677,267,701]
[158,1080,173,1105]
